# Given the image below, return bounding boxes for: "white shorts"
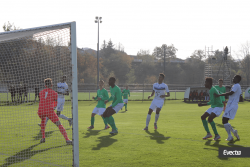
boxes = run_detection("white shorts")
[123,99,128,103]
[223,104,238,120]
[57,98,65,111]
[205,107,223,117]
[109,103,124,113]
[92,107,106,116]
[150,99,164,112]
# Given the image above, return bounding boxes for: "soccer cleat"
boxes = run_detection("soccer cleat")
[125,109,127,111]
[202,133,212,140]
[66,140,73,145]
[109,129,118,134]
[154,123,157,130]
[213,134,221,141]
[226,136,234,142]
[143,126,148,130]
[68,118,73,126]
[88,125,94,129]
[105,125,110,129]
[40,138,45,143]
[233,130,240,140]
[38,124,41,127]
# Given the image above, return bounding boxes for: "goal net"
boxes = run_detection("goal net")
[0,22,79,167]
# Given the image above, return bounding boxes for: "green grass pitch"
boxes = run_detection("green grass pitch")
[1,100,250,166]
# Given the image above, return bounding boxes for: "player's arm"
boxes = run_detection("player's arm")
[128,90,130,97]
[93,93,98,100]
[148,90,155,99]
[214,91,234,97]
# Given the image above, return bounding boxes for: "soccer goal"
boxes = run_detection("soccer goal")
[0,22,79,167]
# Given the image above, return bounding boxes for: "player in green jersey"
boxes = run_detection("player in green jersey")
[214,79,226,111]
[104,77,124,134]
[198,77,224,141]
[122,85,130,111]
[88,80,110,130]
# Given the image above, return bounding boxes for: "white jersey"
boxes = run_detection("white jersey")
[153,82,169,100]
[227,83,241,106]
[57,82,68,99]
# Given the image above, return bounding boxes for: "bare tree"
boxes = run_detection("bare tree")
[236,41,250,85]
[3,21,21,31]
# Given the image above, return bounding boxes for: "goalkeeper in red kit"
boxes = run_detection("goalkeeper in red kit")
[38,78,72,145]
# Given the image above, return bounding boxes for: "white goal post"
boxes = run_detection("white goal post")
[0,22,79,167]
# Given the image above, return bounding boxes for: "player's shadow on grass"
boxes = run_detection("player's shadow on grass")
[83,130,102,138]
[0,143,66,167]
[215,123,235,129]
[120,111,126,113]
[145,130,170,144]
[204,139,243,160]
[33,128,71,141]
[92,135,118,150]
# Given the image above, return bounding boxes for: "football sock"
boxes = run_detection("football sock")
[125,103,127,110]
[59,114,69,120]
[45,117,49,125]
[58,124,70,141]
[224,123,233,137]
[155,114,159,123]
[108,116,117,130]
[146,114,151,127]
[41,118,46,139]
[202,119,210,133]
[229,124,235,133]
[91,117,95,126]
[209,121,218,135]
[102,117,108,125]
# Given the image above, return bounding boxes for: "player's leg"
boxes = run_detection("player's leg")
[98,108,109,129]
[144,108,154,130]
[49,111,72,144]
[223,105,239,141]
[154,108,161,130]
[103,107,117,133]
[88,107,97,129]
[207,112,220,140]
[201,110,212,139]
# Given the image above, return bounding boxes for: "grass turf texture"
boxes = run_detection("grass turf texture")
[1,100,250,166]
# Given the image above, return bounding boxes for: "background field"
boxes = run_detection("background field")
[1,100,250,166]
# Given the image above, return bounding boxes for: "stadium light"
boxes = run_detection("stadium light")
[95,16,102,89]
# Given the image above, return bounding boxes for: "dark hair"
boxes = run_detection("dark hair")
[159,73,165,78]
[205,77,213,85]
[219,79,223,82]
[109,77,116,82]
[44,78,52,87]
[235,75,241,82]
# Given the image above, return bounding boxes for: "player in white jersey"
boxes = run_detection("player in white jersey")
[39,75,72,127]
[214,75,241,141]
[143,73,170,130]
[56,75,72,126]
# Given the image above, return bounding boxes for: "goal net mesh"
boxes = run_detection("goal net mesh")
[0,23,74,167]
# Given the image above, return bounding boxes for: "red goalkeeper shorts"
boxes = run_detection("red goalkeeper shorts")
[38,109,59,123]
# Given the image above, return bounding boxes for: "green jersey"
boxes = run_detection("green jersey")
[94,88,109,108]
[207,86,223,108]
[108,85,123,107]
[122,89,130,99]
[214,85,226,102]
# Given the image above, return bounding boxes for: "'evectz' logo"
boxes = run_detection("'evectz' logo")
[223,150,241,156]
[219,147,250,157]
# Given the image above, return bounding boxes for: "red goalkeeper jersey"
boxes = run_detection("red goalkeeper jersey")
[38,88,58,111]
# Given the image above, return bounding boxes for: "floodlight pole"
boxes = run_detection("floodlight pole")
[95,17,102,90]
